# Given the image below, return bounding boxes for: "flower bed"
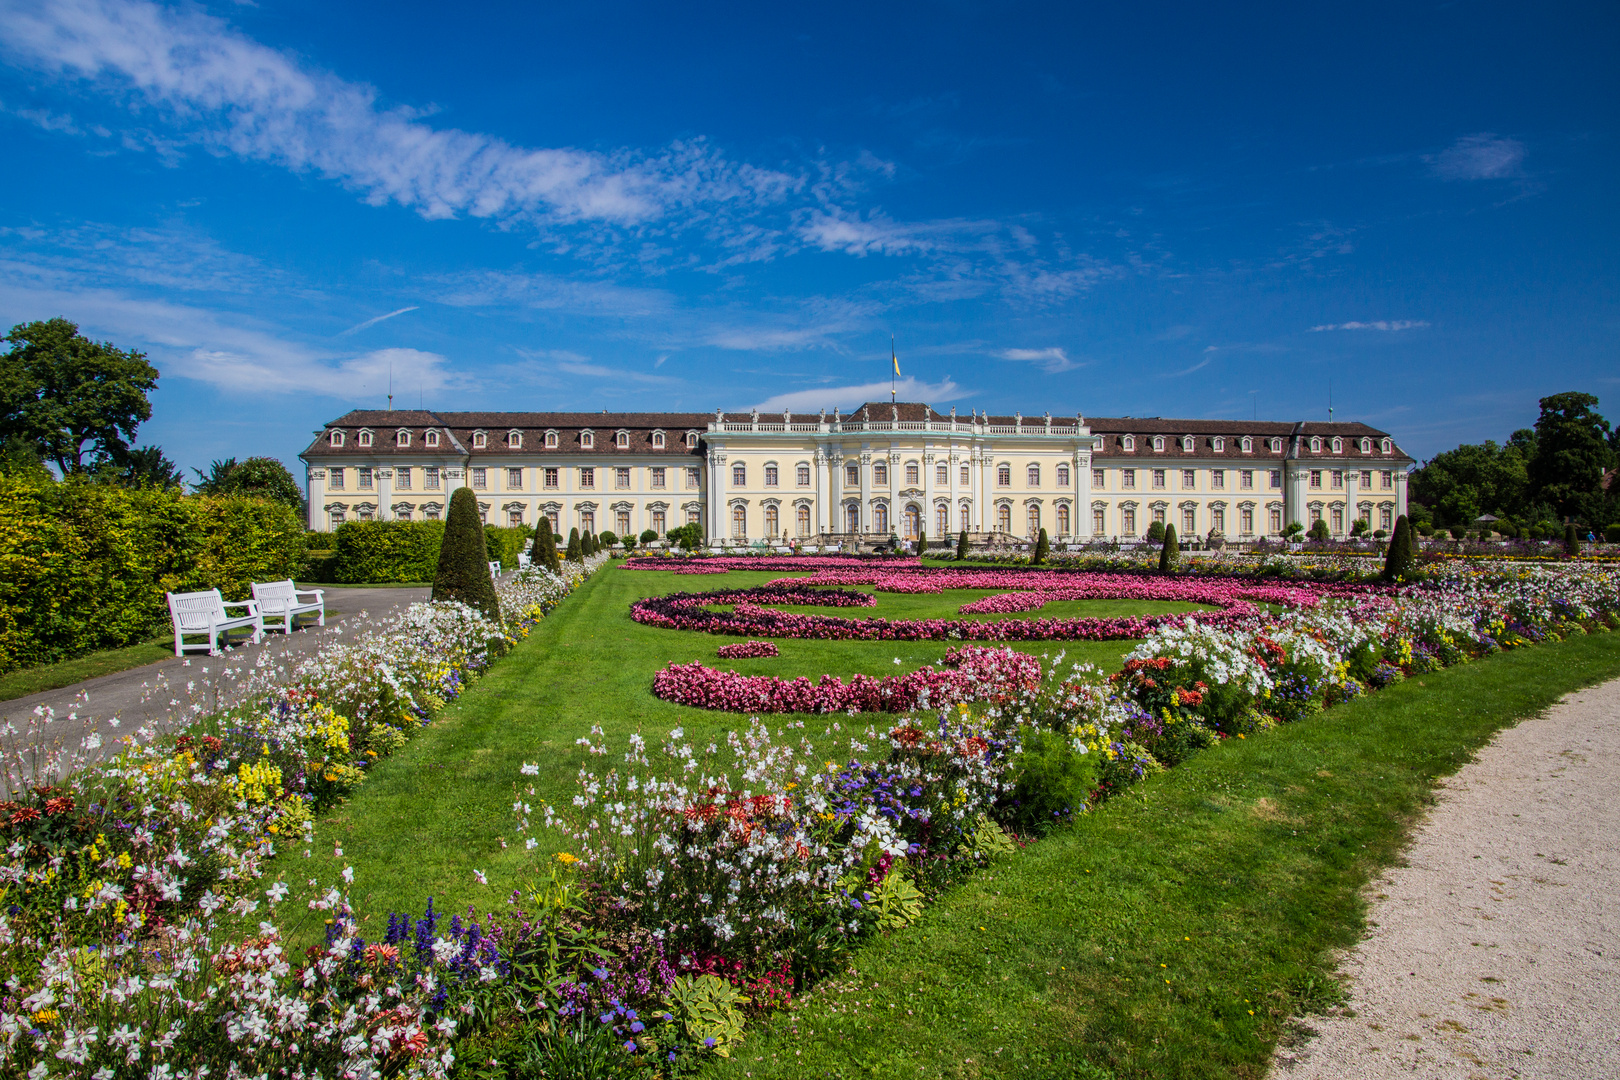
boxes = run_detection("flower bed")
[716,639,779,659]
[654,645,1040,713]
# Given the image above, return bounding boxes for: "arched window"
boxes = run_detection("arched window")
[1331,437,1343,454]
[997,464,1011,486]
[797,505,811,536]
[686,431,698,448]
[1027,465,1041,486]
[1056,464,1070,486]
[472,431,487,449]
[732,463,746,486]
[1310,437,1322,453]
[425,430,440,447]
[1240,437,1252,453]
[616,431,630,449]
[873,503,889,533]
[846,503,861,532]
[1122,435,1135,451]
[652,431,665,448]
[1381,438,1393,454]
[961,503,972,532]
[1212,437,1225,452]
[936,503,949,535]
[1057,504,1070,535]
[358,430,373,447]
[764,505,778,535]
[731,505,747,538]
[329,430,345,447]
[545,431,559,448]
[1269,437,1281,453]
[1360,437,1371,453]
[997,504,1012,532]
[507,430,523,448]
[1181,436,1193,452]
[1152,436,1165,452]
[396,429,411,447]
[580,431,594,449]
[904,505,920,539]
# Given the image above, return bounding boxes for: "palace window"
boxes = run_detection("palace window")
[1212,437,1225,452]
[961,504,972,532]
[651,467,666,489]
[329,430,345,447]
[1331,505,1344,532]
[1310,437,1322,453]
[425,505,441,522]
[733,463,747,486]
[1240,437,1252,453]
[1123,507,1137,534]
[616,431,630,449]
[396,467,412,490]
[544,468,559,489]
[1152,436,1165,452]
[1093,507,1105,534]
[846,463,860,485]
[1092,468,1105,488]
[797,464,811,486]
[425,467,440,490]
[507,468,523,489]
[936,503,949,534]
[873,504,889,533]
[329,468,345,490]
[905,463,919,485]
[1381,438,1393,454]
[1240,507,1254,534]
[1360,437,1372,453]
[579,468,594,489]
[471,467,486,489]
[1269,438,1282,453]
[545,431,559,448]
[1331,437,1343,454]
[508,431,523,448]
[686,431,699,448]
[1212,507,1225,533]
[873,463,888,485]
[1027,465,1040,486]
[1057,504,1070,535]
[652,430,665,448]
[1056,464,1069,486]
[1309,470,1322,489]
[472,431,487,449]
[358,430,373,447]
[1381,470,1393,490]
[1182,507,1196,534]
[904,506,920,539]
[1121,436,1135,451]
[425,429,440,447]
[1309,506,1323,526]
[1331,470,1343,489]
[686,467,700,488]
[1240,469,1253,490]
[1181,469,1195,488]
[508,508,523,527]
[1152,469,1166,489]
[1122,469,1136,489]
[765,465,779,487]
[997,465,1011,487]
[1153,507,1166,525]
[937,463,948,486]
[1359,470,1372,487]
[1027,505,1040,537]
[763,505,778,536]
[359,468,373,491]
[846,504,861,532]
[798,505,812,536]
[1181,436,1193,452]
[616,468,631,489]
[396,430,411,447]
[580,510,594,533]
[617,510,632,535]
[1211,470,1224,489]
[1380,505,1393,529]
[329,507,346,528]
[576,431,593,450]
[1269,470,1282,489]
[996,505,1012,532]
[1270,507,1283,533]
[652,509,666,534]
[961,465,971,485]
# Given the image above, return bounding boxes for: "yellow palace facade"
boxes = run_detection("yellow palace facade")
[299,401,1412,543]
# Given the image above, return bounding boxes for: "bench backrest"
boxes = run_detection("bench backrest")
[168,589,227,629]
[252,579,298,609]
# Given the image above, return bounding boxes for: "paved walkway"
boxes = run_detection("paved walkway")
[1,586,430,788]
[1272,678,1620,1079]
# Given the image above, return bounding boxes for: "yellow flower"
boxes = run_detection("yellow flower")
[554,852,578,865]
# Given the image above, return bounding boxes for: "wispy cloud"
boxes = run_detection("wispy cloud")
[752,377,968,413]
[340,306,418,335]
[1426,134,1526,181]
[994,347,1081,373]
[1309,320,1430,332]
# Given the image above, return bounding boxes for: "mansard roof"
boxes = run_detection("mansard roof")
[305,409,710,459]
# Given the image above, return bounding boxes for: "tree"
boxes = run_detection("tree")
[1,318,160,474]
[1146,519,1166,543]
[667,523,702,551]
[1528,392,1616,524]
[1157,524,1179,572]
[598,530,619,549]
[916,529,927,558]
[1308,518,1331,541]
[1032,527,1049,565]
[431,487,499,619]
[1382,514,1414,581]
[566,527,583,562]
[104,445,183,489]
[532,517,560,573]
[225,457,303,507]
[1282,521,1305,540]
[956,529,969,560]
[640,529,659,545]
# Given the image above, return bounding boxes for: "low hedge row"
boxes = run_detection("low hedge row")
[315,521,535,583]
[0,473,306,673]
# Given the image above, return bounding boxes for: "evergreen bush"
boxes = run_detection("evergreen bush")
[1282,521,1304,540]
[1003,730,1099,837]
[1606,523,1620,543]
[916,529,927,557]
[566,527,583,562]
[598,530,619,549]
[1157,523,1179,572]
[1564,522,1580,556]
[1382,514,1414,581]
[667,523,701,551]
[1033,527,1050,565]
[1309,519,1332,541]
[1146,519,1166,543]
[482,525,533,571]
[956,529,969,560]
[640,529,659,545]
[330,521,444,583]
[430,488,499,620]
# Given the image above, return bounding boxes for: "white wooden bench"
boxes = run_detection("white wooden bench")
[489,560,502,577]
[251,579,326,634]
[167,590,262,656]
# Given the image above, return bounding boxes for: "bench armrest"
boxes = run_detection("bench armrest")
[221,599,260,616]
[295,589,325,602]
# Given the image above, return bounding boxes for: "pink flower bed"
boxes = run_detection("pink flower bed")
[652,646,1040,713]
[717,640,780,658]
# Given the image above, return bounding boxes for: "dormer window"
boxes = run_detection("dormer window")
[1240,437,1252,453]
[1269,438,1282,453]
[357,429,373,448]
[1381,438,1393,454]
[580,430,595,449]
[545,430,559,448]
[1360,437,1372,453]
[652,430,666,448]
[396,429,411,447]
[329,430,345,447]
[1310,437,1322,453]
[1121,435,1135,451]
[1152,436,1165,452]
[685,431,698,448]
[1212,437,1225,452]
[425,429,440,447]
[615,430,630,449]
[1181,436,1194,452]
[1331,437,1343,454]
[507,430,523,449]
[472,430,487,449]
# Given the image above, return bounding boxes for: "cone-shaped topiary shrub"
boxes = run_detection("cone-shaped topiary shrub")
[534,517,562,573]
[432,487,500,620]
[1033,527,1049,565]
[917,529,927,557]
[1157,523,1179,573]
[1382,514,1414,581]
[1564,522,1580,556]
[957,529,969,560]
[566,527,582,562]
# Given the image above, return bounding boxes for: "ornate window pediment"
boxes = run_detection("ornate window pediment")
[545,429,559,448]
[471,430,487,449]
[615,429,630,449]
[580,430,595,449]
[328,430,345,447]
[396,429,411,447]
[1152,436,1165,452]
[357,429,373,447]
[651,429,666,448]
[425,429,440,447]
[507,430,523,448]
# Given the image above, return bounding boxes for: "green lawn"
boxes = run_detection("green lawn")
[701,629,1620,1080]
[0,637,172,702]
[291,566,1163,945]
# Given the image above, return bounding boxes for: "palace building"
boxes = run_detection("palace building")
[298,402,1412,542]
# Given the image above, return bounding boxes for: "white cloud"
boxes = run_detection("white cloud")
[993,347,1080,373]
[1427,134,1526,181]
[752,377,968,413]
[0,0,798,229]
[340,306,418,335]
[1308,320,1430,332]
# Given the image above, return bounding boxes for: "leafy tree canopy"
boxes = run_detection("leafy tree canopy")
[1527,392,1615,523]
[1,318,159,475]
[1409,436,1533,526]
[192,456,303,507]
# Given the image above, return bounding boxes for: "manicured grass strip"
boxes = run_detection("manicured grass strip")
[0,638,171,702]
[704,631,1620,1080]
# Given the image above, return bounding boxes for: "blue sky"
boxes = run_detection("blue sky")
[1,0,1615,476]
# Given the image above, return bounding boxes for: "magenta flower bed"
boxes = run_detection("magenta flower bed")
[717,639,780,658]
[653,645,1041,713]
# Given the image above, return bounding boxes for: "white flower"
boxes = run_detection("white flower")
[341,865,354,885]
[520,762,539,775]
[473,869,488,885]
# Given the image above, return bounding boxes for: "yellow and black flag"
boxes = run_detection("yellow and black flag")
[892,335,901,378]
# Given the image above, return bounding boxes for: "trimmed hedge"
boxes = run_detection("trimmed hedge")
[0,473,305,674]
[483,525,534,570]
[329,521,444,583]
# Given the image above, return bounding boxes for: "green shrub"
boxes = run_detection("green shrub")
[917,528,927,556]
[1349,518,1370,537]
[1157,524,1178,572]
[1282,520,1304,539]
[956,529,969,560]
[483,525,534,570]
[1032,527,1049,565]
[431,488,498,620]
[566,527,583,562]
[1382,514,1414,581]
[0,473,304,674]
[639,529,658,545]
[1564,522,1580,555]
[667,523,701,551]
[329,521,444,583]
[597,529,618,549]
[1001,729,1098,836]
[1448,524,1467,540]
[1145,519,1166,543]
[1606,523,1620,543]
[1310,519,1332,541]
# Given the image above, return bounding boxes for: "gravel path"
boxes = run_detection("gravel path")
[1273,677,1620,1079]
